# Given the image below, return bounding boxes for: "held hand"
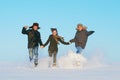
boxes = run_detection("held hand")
[40,46,44,48]
[69,42,72,45]
[69,40,72,43]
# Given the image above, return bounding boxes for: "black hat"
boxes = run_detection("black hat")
[29,23,40,29]
[51,28,57,32]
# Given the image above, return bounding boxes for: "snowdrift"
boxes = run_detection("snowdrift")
[0,51,120,80]
[58,51,87,69]
[16,50,105,70]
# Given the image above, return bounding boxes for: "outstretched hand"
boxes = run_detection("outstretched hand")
[40,45,44,48]
[24,26,28,29]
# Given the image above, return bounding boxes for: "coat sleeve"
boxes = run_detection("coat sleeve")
[59,38,69,45]
[22,27,29,34]
[38,32,43,46]
[87,31,95,36]
[43,36,50,47]
[70,38,75,43]
[69,32,77,43]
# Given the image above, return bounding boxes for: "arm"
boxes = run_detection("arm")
[70,38,75,43]
[38,32,43,46]
[87,31,95,36]
[59,38,69,45]
[22,27,29,34]
[69,31,77,43]
[43,36,50,47]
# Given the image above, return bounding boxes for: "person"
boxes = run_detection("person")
[41,28,70,67]
[70,23,95,54]
[22,23,43,67]
[70,23,95,65]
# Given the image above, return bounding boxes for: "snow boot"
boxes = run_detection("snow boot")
[34,62,38,67]
[52,63,57,67]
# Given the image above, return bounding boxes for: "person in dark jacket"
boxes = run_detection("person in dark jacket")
[41,28,70,67]
[70,23,95,54]
[22,23,43,67]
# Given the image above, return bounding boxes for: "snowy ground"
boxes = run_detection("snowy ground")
[0,51,120,80]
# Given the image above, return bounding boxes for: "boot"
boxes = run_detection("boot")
[52,63,57,67]
[34,62,38,67]
[34,59,38,67]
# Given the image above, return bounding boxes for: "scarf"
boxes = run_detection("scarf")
[53,35,64,44]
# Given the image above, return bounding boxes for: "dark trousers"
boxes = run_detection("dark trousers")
[48,50,57,64]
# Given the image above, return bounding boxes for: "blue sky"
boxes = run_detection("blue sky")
[0,0,120,63]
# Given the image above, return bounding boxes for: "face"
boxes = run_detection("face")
[52,30,57,36]
[33,26,38,31]
[77,26,83,31]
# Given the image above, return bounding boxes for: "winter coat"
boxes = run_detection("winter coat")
[22,27,43,48]
[70,30,94,49]
[43,35,69,52]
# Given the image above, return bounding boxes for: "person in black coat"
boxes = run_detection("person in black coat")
[22,23,43,67]
[70,23,95,54]
[41,28,70,67]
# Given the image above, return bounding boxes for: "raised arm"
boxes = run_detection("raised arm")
[87,31,95,36]
[22,26,29,34]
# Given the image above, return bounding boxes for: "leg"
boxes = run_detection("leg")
[76,47,83,66]
[48,51,53,67]
[48,50,53,57]
[53,51,57,66]
[76,46,83,54]
[33,46,38,66]
[48,57,52,67]
[28,48,33,62]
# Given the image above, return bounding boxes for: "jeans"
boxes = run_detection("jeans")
[76,46,83,54]
[28,46,38,64]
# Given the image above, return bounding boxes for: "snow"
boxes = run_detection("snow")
[0,51,120,80]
